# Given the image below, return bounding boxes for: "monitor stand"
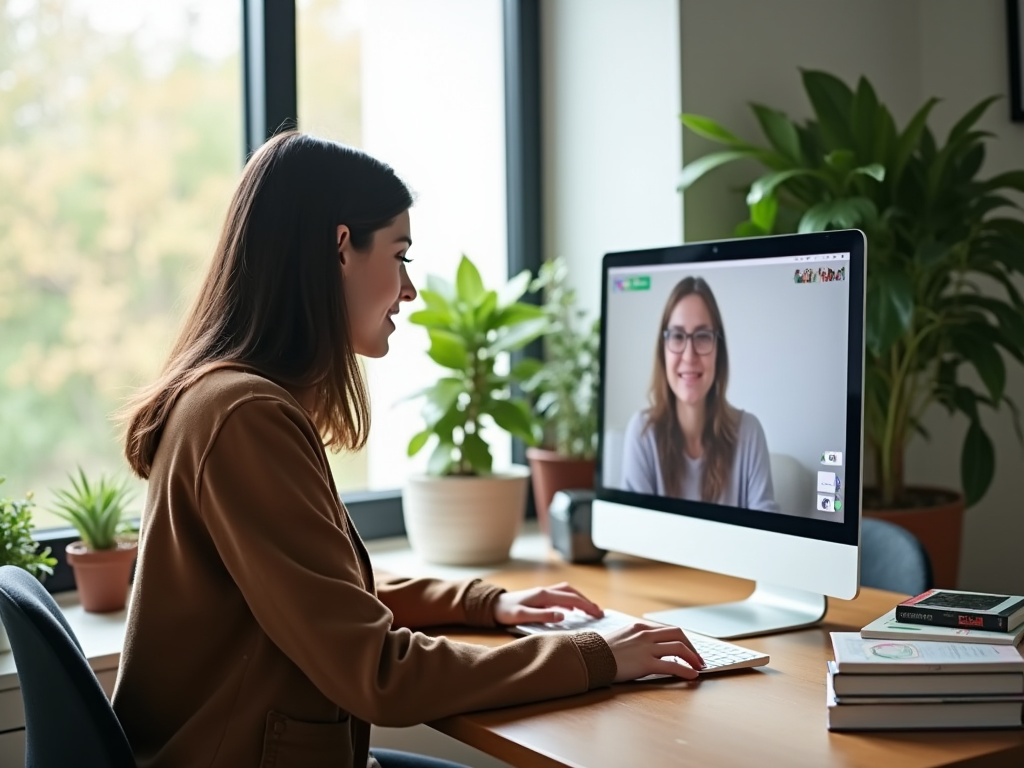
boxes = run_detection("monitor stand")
[643,582,827,640]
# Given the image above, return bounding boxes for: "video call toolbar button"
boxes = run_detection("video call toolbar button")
[817,471,840,494]
[820,451,843,466]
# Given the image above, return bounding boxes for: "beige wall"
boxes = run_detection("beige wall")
[676,0,1024,592]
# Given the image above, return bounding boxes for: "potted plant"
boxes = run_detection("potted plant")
[520,257,600,532]
[404,254,547,565]
[676,70,1024,587]
[0,477,58,651]
[52,468,137,612]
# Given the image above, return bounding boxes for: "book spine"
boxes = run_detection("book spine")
[894,606,1008,632]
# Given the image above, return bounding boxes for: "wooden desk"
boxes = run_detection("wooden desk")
[429,553,1024,768]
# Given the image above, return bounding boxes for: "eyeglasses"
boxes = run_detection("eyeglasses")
[662,327,718,355]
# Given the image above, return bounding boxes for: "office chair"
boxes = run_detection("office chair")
[0,565,136,768]
[860,517,933,595]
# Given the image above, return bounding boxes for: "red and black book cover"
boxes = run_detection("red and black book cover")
[895,590,1024,632]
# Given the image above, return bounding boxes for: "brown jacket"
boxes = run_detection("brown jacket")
[111,368,616,768]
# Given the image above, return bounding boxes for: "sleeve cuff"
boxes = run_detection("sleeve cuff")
[570,631,617,689]
[462,579,507,628]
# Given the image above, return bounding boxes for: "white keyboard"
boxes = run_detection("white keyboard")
[514,608,769,678]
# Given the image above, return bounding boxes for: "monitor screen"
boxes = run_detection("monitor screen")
[598,232,863,546]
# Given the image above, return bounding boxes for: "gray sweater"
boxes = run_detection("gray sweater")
[620,409,779,512]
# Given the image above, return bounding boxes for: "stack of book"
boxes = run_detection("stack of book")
[827,633,1024,730]
[827,588,1024,731]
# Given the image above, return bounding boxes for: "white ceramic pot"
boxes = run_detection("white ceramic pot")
[402,465,530,566]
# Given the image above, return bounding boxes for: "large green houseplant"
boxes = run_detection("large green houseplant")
[519,257,600,530]
[404,254,547,564]
[678,70,1024,585]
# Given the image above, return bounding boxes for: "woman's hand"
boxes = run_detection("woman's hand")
[601,622,705,681]
[493,581,604,625]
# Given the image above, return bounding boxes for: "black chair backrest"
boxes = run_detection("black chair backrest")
[0,565,136,768]
[860,517,933,595]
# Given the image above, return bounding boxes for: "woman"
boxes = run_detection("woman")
[112,132,704,768]
[620,276,777,512]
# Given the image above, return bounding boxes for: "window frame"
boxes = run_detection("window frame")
[39,0,542,592]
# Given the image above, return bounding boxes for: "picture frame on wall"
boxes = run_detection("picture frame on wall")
[1010,0,1024,121]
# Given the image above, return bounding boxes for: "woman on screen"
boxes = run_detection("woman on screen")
[621,276,778,512]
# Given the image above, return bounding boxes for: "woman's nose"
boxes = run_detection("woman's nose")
[400,266,417,303]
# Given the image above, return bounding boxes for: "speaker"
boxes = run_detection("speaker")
[548,489,607,564]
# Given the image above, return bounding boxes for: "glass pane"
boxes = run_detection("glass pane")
[298,0,509,492]
[0,0,242,528]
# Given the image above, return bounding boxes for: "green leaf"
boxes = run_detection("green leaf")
[474,290,498,328]
[511,356,545,382]
[499,269,532,307]
[979,170,1024,194]
[489,317,548,354]
[456,255,486,305]
[852,163,885,182]
[407,430,432,457]
[850,76,881,158]
[678,150,757,191]
[749,194,777,232]
[953,332,1006,403]
[408,308,454,328]
[797,197,877,233]
[460,431,493,474]
[427,330,469,370]
[427,441,455,476]
[734,220,767,238]
[866,266,914,356]
[680,114,750,147]
[947,96,999,145]
[426,275,455,302]
[750,103,802,162]
[891,97,939,188]
[488,399,536,442]
[801,69,855,149]
[961,420,995,507]
[825,149,856,173]
[420,377,463,426]
[746,169,825,205]
[492,302,545,329]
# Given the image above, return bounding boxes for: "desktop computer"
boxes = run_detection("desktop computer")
[592,230,865,639]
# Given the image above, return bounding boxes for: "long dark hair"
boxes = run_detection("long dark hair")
[646,276,738,501]
[124,131,413,479]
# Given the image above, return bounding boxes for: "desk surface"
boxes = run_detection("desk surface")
[429,552,1024,768]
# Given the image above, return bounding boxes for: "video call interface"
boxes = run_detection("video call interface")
[601,252,852,524]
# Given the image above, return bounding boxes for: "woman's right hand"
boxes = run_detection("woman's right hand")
[600,622,705,682]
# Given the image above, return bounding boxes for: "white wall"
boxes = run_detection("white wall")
[674,0,1024,592]
[540,0,684,319]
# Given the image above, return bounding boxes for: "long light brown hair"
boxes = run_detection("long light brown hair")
[645,276,738,501]
[123,132,413,479]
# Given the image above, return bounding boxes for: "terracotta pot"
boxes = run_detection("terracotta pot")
[402,466,529,566]
[863,487,964,589]
[525,447,596,533]
[66,540,138,612]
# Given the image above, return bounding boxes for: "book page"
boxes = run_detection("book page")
[831,632,1024,665]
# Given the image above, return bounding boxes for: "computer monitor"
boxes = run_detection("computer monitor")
[592,230,865,639]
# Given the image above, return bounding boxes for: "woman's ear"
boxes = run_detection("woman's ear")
[337,224,351,265]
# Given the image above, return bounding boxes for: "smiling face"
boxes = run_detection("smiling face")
[338,209,417,357]
[664,293,718,406]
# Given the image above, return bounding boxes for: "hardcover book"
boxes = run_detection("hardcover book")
[862,609,1024,646]
[829,632,1024,674]
[896,589,1024,633]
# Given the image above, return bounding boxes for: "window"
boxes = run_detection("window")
[0,0,242,529]
[297,0,511,492]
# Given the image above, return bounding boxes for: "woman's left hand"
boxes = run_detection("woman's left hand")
[493,581,604,625]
